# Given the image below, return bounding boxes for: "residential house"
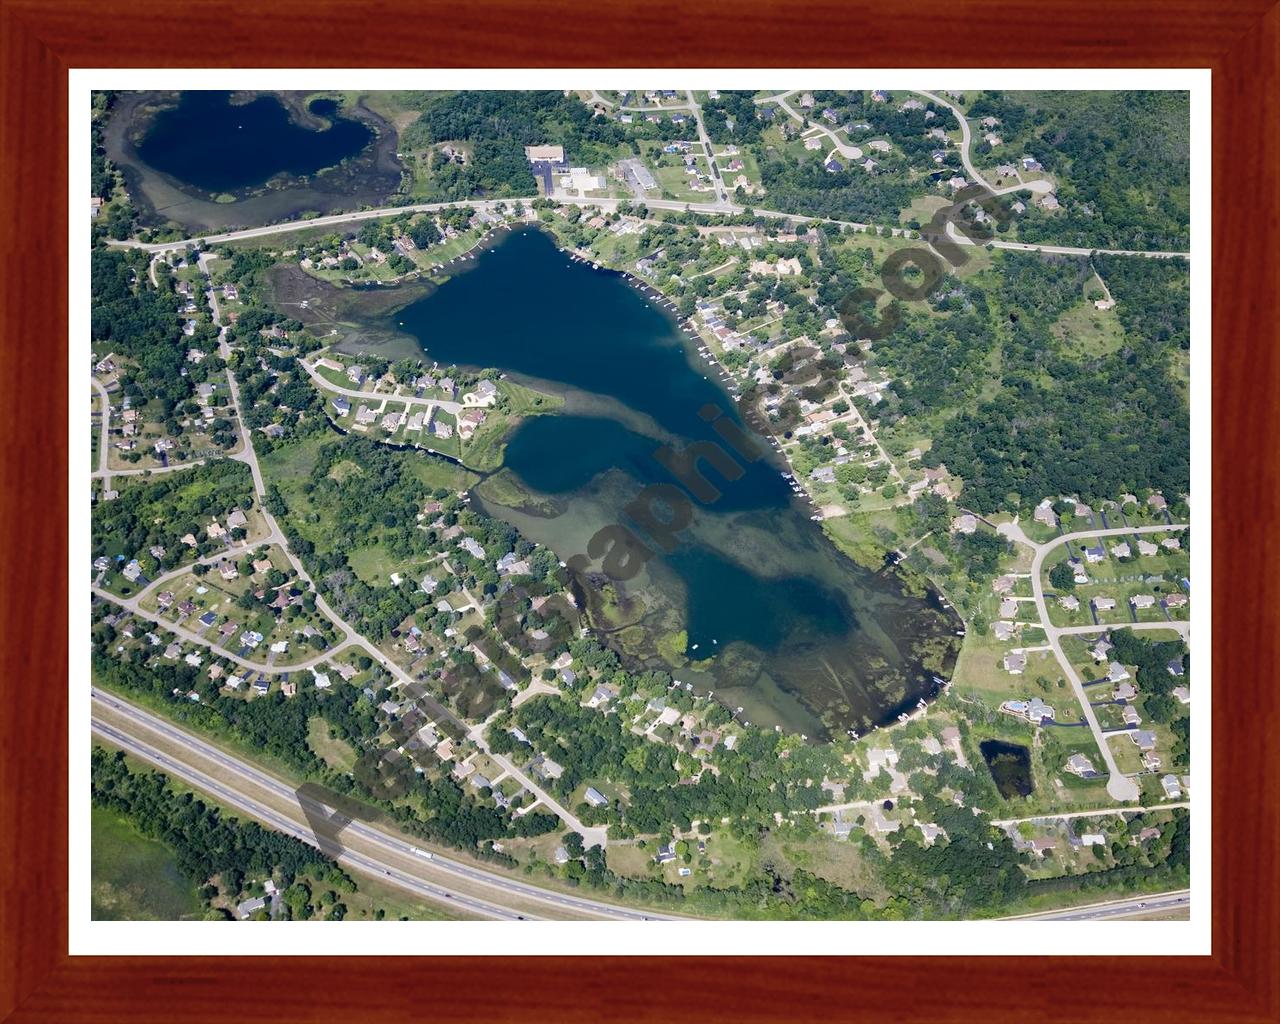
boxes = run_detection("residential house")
[1001,696,1054,724]
[1064,753,1097,778]
[1003,652,1027,675]
[1130,730,1158,751]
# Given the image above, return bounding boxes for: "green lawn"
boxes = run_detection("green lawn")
[1051,300,1127,359]
[307,715,358,772]
[92,804,203,920]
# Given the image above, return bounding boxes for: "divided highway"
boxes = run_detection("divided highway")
[1006,890,1190,921]
[92,689,682,922]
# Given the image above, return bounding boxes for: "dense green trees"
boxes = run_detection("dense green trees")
[925,253,1190,512]
[969,91,1189,251]
[1110,629,1190,742]
[92,745,349,916]
[91,460,254,570]
[1048,562,1076,591]
[400,92,630,201]
[91,248,190,408]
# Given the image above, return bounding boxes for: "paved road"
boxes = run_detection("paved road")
[1000,520,1190,802]
[1005,890,1191,921]
[91,378,112,493]
[685,90,731,207]
[991,802,1191,827]
[300,359,463,413]
[92,689,678,921]
[109,195,1189,260]
[912,90,1053,198]
[755,90,865,162]
[96,457,212,480]
[91,717,522,921]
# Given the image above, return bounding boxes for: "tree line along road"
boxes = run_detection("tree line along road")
[92,688,685,922]
[107,195,1191,260]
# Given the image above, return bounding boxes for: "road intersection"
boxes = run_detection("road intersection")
[110,195,1190,262]
[88,98,1193,921]
[997,520,1190,801]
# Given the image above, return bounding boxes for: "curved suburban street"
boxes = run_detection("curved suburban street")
[86,88,1195,929]
[912,89,1055,198]
[998,520,1190,802]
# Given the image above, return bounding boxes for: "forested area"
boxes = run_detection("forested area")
[1092,254,1191,352]
[400,91,629,200]
[922,253,1190,512]
[699,91,765,145]
[92,746,354,920]
[862,277,994,416]
[92,460,254,570]
[968,90,1190,251]
[753,91,958,224]
[92,248,202,408]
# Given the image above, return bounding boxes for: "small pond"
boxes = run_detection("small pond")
[979,739,1034,799]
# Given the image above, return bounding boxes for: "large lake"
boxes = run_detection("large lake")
[136,91,373,193]
[105,91,401,232]
[393,228,960,739]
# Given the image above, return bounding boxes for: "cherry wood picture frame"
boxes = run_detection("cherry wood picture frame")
[2,1,1276,1020]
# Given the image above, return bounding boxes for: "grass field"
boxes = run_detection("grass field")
[307,715,358,772]
[92,804,202,921]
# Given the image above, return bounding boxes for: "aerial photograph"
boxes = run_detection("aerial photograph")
[88,86,1192,924]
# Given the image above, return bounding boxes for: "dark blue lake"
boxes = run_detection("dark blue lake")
[135,92,374,193]
[392,228,959,738]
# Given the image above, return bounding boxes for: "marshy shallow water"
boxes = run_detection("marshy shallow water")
[290,227,963,739]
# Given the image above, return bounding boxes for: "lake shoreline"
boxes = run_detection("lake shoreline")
[104,90,404,234]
